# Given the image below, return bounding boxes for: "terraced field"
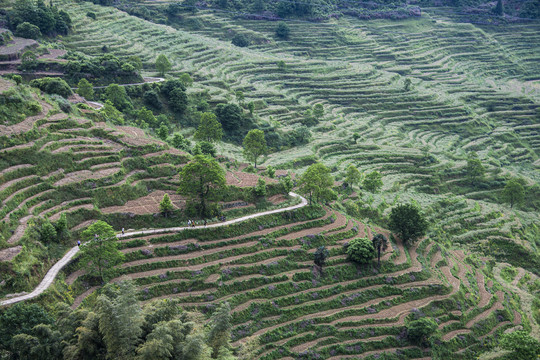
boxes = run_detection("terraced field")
[63,205,528,359]
[60,1,539,198]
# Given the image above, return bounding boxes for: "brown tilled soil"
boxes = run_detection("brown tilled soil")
[0,245,22,261]
[465,291,504,328]
[101,190,185,215]
[441,329,471,341]
[54,168,121,187]
[475,270,491,309]
[325,346,418,360]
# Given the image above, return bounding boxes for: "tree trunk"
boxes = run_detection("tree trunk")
[377,245,381,267]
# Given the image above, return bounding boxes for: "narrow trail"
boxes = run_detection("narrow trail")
[0,192,307,307]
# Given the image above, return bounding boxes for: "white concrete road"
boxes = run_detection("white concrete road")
[0,192,307,306]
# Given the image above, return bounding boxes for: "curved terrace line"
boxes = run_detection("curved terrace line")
[0,192,307,307]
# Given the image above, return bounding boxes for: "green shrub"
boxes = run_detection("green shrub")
[15,22,41,39]
[29,77,72,98]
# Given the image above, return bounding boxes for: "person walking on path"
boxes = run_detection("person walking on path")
[204,219,207,227]
[77,240,81,247]
[122,227,124,235]
[188,220,191,227]
[191,220,195,228]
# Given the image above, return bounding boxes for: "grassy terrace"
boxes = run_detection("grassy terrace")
[64,205,524,359]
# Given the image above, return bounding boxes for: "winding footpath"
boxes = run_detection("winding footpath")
[0,192,307,307]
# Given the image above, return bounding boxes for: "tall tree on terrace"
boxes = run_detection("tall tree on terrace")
[79,221,124,282]
[372,233,387,267]
[242,129,267,168]
[177,155,226,218]
[155,54,171,76]
[502,178,525,208]
[389,204,428,245]
[194,112,223,143]
[298,162,335,205]
[207,302,232,357]
[344,164,361,189]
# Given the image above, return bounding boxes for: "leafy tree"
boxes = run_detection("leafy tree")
[346,237,375,264]
[403,77,412,91]
[143,90,161,109]
[105,83,131,111]
[79,221,124,282]
[247,101,255,115]
[168,87,188,115]
[127,56,143,71]
[160,193,174,216]
[15,22,41,39]
[11,324,62,360]
[266,166,275,178]
[372,233,387,267]
[155,54,172,76]
[199,141,217,157]
[465,155,485,184]
[215,103,248,136]
[314,246,329,267]
[313,103,324,119]
[40,219,57,243]
[168,132,191,151]
[231,33,249,47]
[54,212,69,241]
[0,303,52,350]
[12,75,22,85]
[30,77,72,97]
[77,78,94,100]
[137,107,157,128]
[363,171,383,193]
[280,174,294,195]
[502,178,525,208]
[179,73,193,87]
[344,165,361,188]
[389,204,428,244]
[194,112,223,143]
[177,155,226,217]
[96,281,143,360]
[157,123,169,140]
[253,177,266,198]
[243,129,267,168]
[406,317,437,346]
[275,22,290,39]
[235,90,245,103]
[494,0,504,15]
[101,100,124,125]
[135,322,173,360]
[277,60,286,72]
[207,302,232,357]
[500,330,540,360]
[352,132,360,143]
[299,163,335,204]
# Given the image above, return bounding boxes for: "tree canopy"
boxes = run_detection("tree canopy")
[194,112,223,143]
[155,54,172,76]
[177,155,226,217]
[79,221,124,281]
[242,129,267,168]
[363,170,383,193]
[389,204,428,244]
[346,237,375,264]
[502,178,525,208]
[298,163,335,204]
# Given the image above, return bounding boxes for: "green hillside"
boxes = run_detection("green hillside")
[0,0,539,359]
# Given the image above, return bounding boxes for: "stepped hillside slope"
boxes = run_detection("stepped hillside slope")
[0,1,539,359]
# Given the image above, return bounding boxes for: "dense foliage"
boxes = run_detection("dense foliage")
[8,0,72,36]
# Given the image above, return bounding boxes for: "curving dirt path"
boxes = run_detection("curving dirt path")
[1,193,307,307]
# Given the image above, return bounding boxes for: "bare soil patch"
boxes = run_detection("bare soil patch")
[0,245,22,261]
[101,190,184,215]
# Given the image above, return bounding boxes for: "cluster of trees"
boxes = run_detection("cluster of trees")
[7,0,72,37]
[65,53,142,85]
[0,282,257,360]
